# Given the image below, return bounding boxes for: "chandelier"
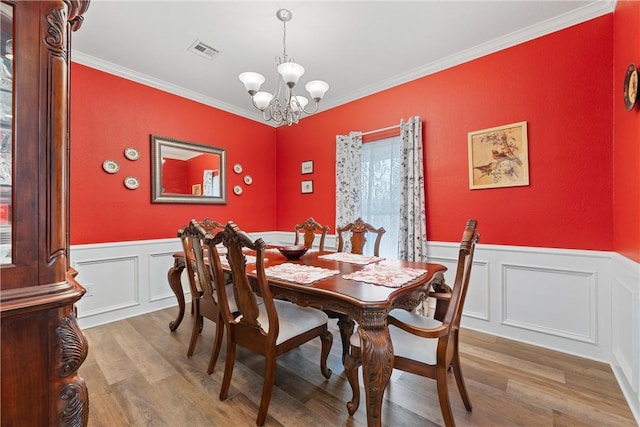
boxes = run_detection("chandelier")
[239,9,329,126]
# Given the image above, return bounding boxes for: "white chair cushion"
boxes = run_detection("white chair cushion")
[349,308,442,366]
[192,271,203,293]
[222,282,239,313]
[257,300,328,345]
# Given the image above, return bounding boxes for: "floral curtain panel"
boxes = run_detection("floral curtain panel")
[335,132,362,253]
[398,116,427,262]
[397,116,430,316]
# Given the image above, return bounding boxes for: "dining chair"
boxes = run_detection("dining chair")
[294,217,330,251]
[343,219,480,427]
[178,218,234,374]
[178,217,226,314]
[336,217,386,256]
[207,222,333,426]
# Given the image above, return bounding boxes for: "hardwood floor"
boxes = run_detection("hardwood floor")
[80,307,637,426]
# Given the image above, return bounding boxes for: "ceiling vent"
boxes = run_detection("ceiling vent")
[187,39,220,60]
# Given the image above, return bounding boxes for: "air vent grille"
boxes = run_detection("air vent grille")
[187,39,220,60]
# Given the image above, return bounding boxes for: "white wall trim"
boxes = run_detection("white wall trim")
[70,233,639,424]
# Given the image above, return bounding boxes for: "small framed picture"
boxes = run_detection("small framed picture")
[301,180,314,194]
[191,184,202,195]
[301,160,314,174]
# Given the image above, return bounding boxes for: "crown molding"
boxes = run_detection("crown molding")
[71,51,270,126]
[71,0,615,127]
[321,0,616,112]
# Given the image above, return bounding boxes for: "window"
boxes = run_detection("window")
[361,136,401,258]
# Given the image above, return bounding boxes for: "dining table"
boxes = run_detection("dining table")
[166,248,447,427]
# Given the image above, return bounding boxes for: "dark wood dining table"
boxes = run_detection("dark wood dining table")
[166,249,447,427]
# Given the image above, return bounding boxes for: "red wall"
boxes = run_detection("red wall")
[70,64,277,244]
[276,16,615,251]
[613,0,640,263]
[71,13,637,260]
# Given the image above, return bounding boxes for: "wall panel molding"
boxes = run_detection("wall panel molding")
[500,262,597,344]
[73,255,140,317]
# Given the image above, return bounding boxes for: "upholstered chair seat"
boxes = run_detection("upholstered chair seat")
[256,300,329,344]
[350,309,442,366]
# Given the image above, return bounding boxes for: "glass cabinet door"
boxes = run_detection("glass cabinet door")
[0,2,13,265]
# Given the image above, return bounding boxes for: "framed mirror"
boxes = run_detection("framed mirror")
[151,135,227,204]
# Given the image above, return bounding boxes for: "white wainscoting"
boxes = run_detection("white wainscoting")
[70,232,640,423]
[72,238,184,328]
[609,252,640,423]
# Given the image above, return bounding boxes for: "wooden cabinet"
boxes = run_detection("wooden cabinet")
[0,1,90,425]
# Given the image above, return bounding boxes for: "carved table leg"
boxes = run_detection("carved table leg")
[167,256,186,331]
[359,310,393,427]
[337,314,355,363]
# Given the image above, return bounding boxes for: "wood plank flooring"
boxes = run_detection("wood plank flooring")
[80,307,637,426]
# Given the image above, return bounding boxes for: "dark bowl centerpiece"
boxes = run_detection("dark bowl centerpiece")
[277,245,309,260]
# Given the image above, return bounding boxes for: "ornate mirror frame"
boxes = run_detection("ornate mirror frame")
[151,135,227,204]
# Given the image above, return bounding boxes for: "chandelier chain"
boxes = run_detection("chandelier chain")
[281,18,288,63]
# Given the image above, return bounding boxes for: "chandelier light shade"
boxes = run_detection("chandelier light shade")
[239,9,329,126]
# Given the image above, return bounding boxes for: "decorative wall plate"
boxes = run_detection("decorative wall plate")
[244,175,253,185]
[124,176,140,190]
[124,147,140,161]
[233,185,243,195]
[102,159,120,174]
[623,63,638,111]
[233,163,243,174]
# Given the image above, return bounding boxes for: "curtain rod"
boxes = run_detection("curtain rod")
[361,123,400,136]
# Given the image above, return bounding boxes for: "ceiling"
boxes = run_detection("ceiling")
[72,1,614,126]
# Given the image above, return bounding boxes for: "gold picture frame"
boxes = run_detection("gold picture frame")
[468,121,529,189]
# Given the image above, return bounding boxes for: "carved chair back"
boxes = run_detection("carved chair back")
[208,222,276,341]
[294,217,330,251]
[178,218,225,298]
[178,219,227,372]
[441,219,479,332]
[336,217,386,256]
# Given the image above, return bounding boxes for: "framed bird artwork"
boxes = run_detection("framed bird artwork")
[468,121,529,189]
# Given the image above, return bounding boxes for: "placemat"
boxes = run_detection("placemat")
[342,263,427,288]
[318,252,384,265]
[258,263,340,285]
